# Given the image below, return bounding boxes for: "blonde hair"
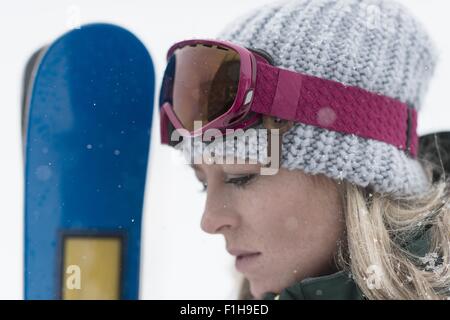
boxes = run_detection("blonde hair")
[239,161,450,300]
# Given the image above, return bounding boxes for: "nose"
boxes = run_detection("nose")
[200,190,240,235]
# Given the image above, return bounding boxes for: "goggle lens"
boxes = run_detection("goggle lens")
[160,43,241,132]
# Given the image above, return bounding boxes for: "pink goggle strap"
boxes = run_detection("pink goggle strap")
[250,61,418,158]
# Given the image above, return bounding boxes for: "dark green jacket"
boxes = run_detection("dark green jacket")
[262,226,433,300]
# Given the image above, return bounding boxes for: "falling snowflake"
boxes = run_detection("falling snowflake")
[35,165,52,181]
[317,107,337,127]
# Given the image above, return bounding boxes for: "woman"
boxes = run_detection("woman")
[159,0,450,299]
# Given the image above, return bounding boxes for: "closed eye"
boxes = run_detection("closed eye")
[199,174,257,193]
[225,174,257,187]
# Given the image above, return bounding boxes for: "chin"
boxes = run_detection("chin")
[248,280,272,300]
[248,274,297,300]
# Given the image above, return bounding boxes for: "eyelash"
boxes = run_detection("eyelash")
[199,174,257,193]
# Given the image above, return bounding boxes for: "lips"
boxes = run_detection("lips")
[227,248,262,272]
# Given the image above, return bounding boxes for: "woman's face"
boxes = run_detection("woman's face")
[191,161,345,299]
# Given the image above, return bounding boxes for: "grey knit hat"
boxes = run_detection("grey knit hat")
[179,0,439,197]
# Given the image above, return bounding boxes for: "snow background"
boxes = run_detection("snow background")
[0,0,449,299]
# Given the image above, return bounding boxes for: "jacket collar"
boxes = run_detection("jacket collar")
[262,270,364,300]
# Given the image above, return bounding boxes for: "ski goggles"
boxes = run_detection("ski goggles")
[159,38,419,158]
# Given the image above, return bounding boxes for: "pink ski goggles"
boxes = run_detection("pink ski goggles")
[159,38,418,157]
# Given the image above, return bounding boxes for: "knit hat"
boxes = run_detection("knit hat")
[178,0,439,197]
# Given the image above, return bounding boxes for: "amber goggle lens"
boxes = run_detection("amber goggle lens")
[160,43,241,132]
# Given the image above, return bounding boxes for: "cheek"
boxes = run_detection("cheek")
[240,177,344,278]
[259,193,341,252]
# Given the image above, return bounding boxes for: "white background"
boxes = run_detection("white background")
[0,0,449,299]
